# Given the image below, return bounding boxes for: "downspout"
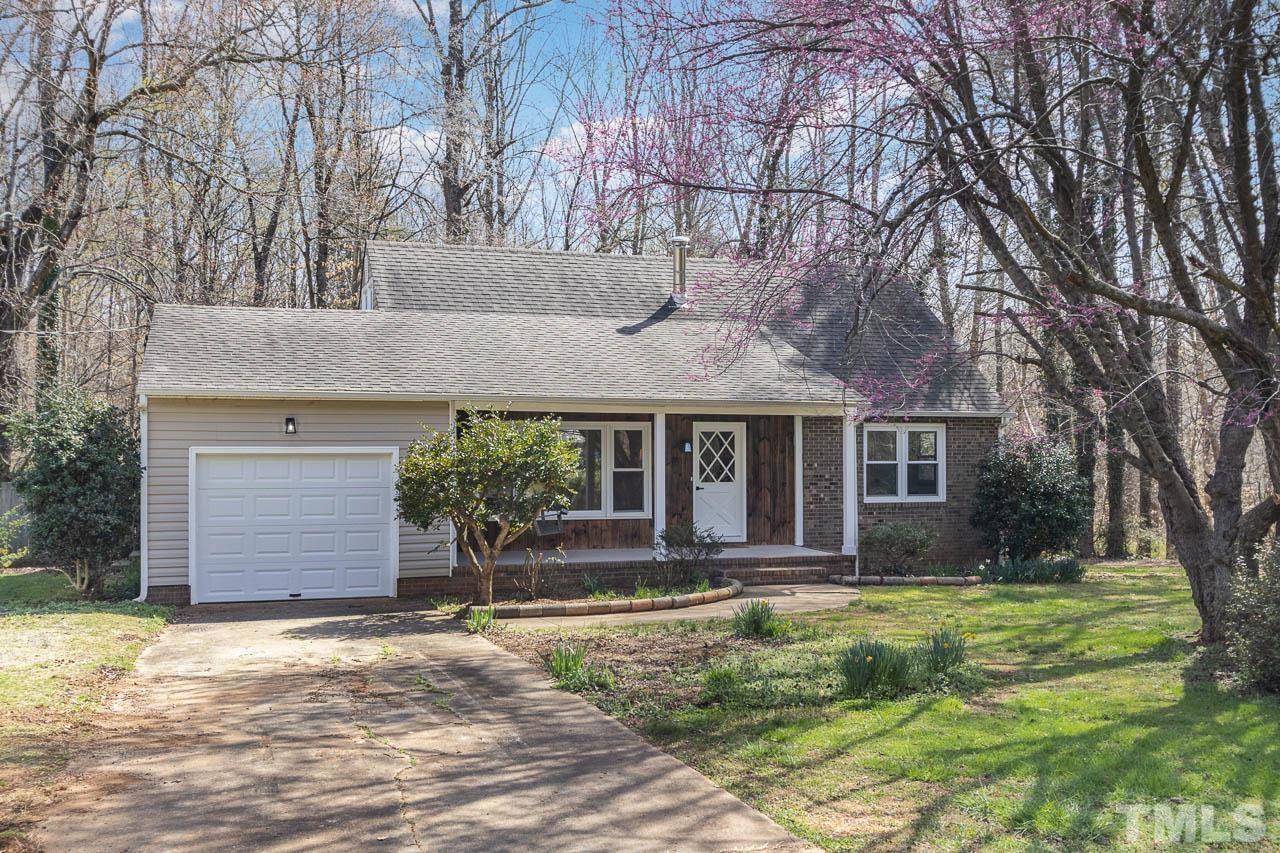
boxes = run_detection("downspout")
[135,394,149,603]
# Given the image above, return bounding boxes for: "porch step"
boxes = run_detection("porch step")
[716,565,844,586]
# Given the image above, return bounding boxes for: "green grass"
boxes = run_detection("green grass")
[0,569,173,843]
[588,578,713,601]
[0,568,83,607]
[572,563,1280,850]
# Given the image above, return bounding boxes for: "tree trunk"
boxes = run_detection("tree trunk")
[1161,511,1233,643]
[1104,416,1127,559]
[1136,472,1154,558]
[1075,419,1098,558]
[475,557,497,606]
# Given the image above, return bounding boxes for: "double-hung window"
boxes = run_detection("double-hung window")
[863,424,946,502]
[559,422,651,518]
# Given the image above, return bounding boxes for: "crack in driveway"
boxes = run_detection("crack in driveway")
[32,600,813,852]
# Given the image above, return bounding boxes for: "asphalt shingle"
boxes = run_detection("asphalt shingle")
[140,242,1003,413]
[138,305,847,404]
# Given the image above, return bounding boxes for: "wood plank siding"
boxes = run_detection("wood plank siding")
[504,412,796,550]
[665,414,795,546]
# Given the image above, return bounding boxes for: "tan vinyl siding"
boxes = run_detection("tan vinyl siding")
[145,397,450,586]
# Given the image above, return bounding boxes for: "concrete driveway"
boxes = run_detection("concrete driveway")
[32,601,810,852]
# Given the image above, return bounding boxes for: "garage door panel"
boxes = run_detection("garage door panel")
[299,531,338,556]
[344,457,387,484]
[299,494,338,519]
[250,457,293,483]
[203,457,250,485]
[252,531,293,558]
[340,566,385,593]
[343,493,385,520]
[203,494,248,523]
[193,452,395,603]
[298,567,339,596]
[300,457,339,482]
[344,530,382,554]
[203,532,247,558]
[252,494,294,521]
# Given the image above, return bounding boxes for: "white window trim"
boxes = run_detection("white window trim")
[863,424,946,503]
[559,421,652,520]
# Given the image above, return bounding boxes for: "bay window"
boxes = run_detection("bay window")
[559,422,651,517]
[863,424,946,502]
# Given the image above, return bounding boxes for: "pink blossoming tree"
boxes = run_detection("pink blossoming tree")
[577,0,1280,640]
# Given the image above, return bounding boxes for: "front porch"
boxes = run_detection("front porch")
[495,543,838,568]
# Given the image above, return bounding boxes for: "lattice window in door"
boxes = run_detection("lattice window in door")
[698,430,737,483]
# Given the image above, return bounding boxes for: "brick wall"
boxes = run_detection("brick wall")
[800,415,1000,569]
[802,416,844,552]
[145,584,192,606]
[856,417,1000,569]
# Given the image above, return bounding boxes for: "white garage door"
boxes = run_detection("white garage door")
[192,450,397,603]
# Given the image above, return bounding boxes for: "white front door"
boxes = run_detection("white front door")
[191,451,397,604]
[692,422,747,542]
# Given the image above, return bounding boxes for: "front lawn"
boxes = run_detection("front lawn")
[492,563,1280,850]
[0,569,172,846]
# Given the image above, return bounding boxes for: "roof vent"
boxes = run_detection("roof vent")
[670,235,690,304]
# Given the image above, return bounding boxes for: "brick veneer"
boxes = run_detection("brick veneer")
[802,416,844,552]
[856,417,1000,569]
[145,584,192,605]
[800,415,1000,570]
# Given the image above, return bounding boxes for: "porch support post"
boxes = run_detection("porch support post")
[793,415,804,547]
[842,414,858,556]
[653,411,666,550]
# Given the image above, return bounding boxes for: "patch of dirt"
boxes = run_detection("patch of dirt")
[487,625,764,719]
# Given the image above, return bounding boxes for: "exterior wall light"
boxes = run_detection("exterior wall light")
[284,417,297,435]
[681,440,692,453]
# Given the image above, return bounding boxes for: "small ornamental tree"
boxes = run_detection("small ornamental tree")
[396,408,580,605]
[7,387,141,596]
[971,438,1090,561]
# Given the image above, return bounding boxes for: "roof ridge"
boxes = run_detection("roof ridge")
[364,239,733,264]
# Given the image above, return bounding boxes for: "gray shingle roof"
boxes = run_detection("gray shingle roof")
[139,305,848,405]
[141,242,1003,412]
[363,242,1004,414]
[365,240,734,316]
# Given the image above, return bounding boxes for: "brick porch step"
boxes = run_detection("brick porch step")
[716,565,841,585]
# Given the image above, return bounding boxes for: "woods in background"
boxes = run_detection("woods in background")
[4,0,1276,631]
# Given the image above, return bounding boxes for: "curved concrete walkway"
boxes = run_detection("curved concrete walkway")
[32,600,811,852]
[498,582,860,629]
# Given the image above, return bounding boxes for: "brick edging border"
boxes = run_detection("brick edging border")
[480,578,745,619]
[829,574,983,587]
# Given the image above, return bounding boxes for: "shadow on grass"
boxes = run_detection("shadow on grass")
[654,646,1280,849]
[636,567,1276,848]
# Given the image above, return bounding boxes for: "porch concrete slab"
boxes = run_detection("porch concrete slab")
[498,583,860,629]
[496,544,836,566]
[32,600,811,852]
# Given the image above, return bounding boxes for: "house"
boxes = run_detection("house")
[136,241,1005,605]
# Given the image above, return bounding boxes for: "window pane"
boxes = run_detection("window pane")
[867,430,897,462]
[907,463,938,496]
[866,462,898,496]
[563,428,603,511]
[908,430,937,461]
[613,428,645,469]
[613,470,645,512]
